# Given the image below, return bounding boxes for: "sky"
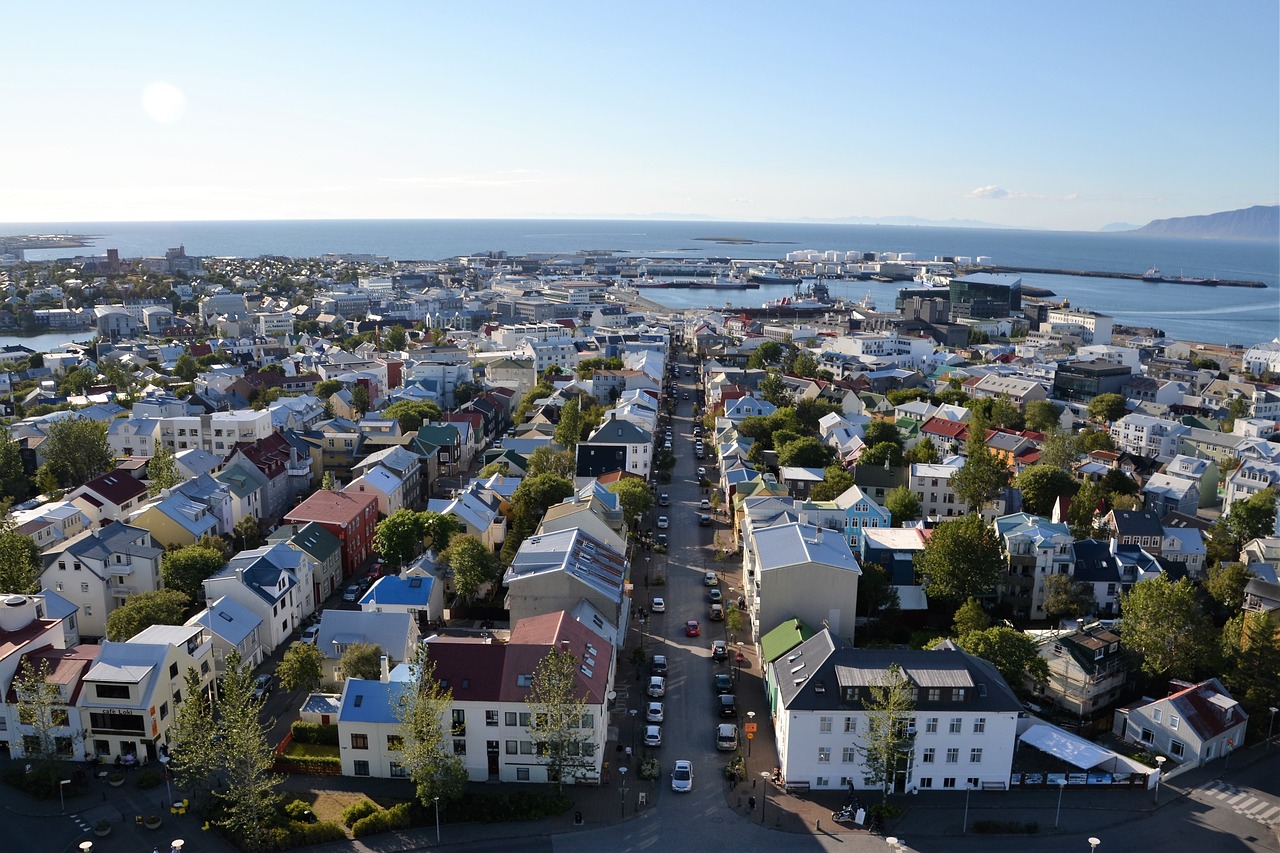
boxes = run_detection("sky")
[1,1,1277,231]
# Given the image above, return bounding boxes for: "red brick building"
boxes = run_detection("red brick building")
[284,490,378,578]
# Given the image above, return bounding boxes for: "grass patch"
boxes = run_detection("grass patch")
[308,790,410,826]
[283,742,340,760]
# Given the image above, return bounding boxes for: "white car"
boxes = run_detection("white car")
[699,498,711,509]
[704,571,718,587]
[656,516,669,529]
[644,725,663,747]
[646,701,664,723]
[300,625,320,645]
[697,467,707,478]
[671,759,693,792]
[647,676,666,698]
[651,597,666,613]
[342,584,360,602]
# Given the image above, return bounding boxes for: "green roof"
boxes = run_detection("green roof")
[290,522,341,561]
[760,618,816,665]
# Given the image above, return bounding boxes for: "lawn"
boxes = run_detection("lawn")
[296,790,411,825]
[282,742,340,761]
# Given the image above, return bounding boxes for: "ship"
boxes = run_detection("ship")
[1141,267,1162,282]
[748,267,802,285]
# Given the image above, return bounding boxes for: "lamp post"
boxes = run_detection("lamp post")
[433,796,440,843]
[1269,707,1278,750]
[58,778,71,814]
[759,770,769,824]
[736,641,743,684]
[170,842,185,853]
[629,708,638,757]
[159,751,173,809]
[1088,837,1101,852]
[1154,756,1166,804]
[1054,778,1067,827]
[747,710,756,758]
[618,766,628,819]
[963,780,972,835]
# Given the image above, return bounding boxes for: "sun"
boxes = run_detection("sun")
[142,82,187,124]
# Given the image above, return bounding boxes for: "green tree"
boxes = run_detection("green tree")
[1067,478,1105,539]
[320,471,336,490]
[13,657,70,764]
[746,341,783,368]
[1025,400,1064,433]
[174,352,200,382]
[375,508,425,569]
[792,350,820,378]
[856,562,900,617]
[607,478,654,525]
[502,474,575,562]
[385,324,408,351]
[0,433,31,503]
[1118,576,1218,679]
[987,396,1025,431]
[1220,611,1280,733]
[809,466,855,502]
[952,420,1009,511]
[859,663,916,805]
[914,513,1005,602]
[794,397,842,432]
[863,420,903,449]
[527,647,596,790]
[757,371,790,407]
[381,400,443,434]
[526,445,576,478]
[1042,573,1097,623]
[351,384,370,416]
[35,464,62,499]
[276,641,324,693]
[1205,561,1252,614]
[1038,430,1083,472]
[146,443,182,497]
[160,545,226,599]
[514,382,555,424]
[0,515,42,594]
[169,665,217,813]
[105,589,191,641]
[955,627,1049,697]
[42,416,113,488]
[884,484,921,527]
[444,534,501,600]
[397,645,468,806]
[1080,429,1115,453]
[478,461,510,477]
[340,642,387,681]
[215,651,284,852]
[58,366,96,397]
[952,597,990,636]
[777,436,832,468]
[1013,464,1079,517]
[314,378,343,399]
[904,436,941,465]
[861,441,905,468]
[233,516,261,551]
[419,510,461,553]
[553,397,584,450]
[1226,488,1277,548]
[1086,393,1129,423]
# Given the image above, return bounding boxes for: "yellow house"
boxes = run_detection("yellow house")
[128,492,220,548]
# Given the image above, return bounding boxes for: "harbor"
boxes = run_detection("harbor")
[972,264,1268,288]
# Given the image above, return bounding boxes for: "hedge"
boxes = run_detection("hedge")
[448,790,572,824]
[261,820,348,849]
[341,799,379,827]
[352,802,413,837]
[4,764,89,800]
[290,721,340,746]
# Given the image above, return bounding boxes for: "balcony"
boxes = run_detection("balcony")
[287,463,312,477]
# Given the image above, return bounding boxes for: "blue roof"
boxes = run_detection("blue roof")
[194,596,263,646]
[338,677,413,724]
[359,574,434,607]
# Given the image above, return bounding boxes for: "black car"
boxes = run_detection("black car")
[699,514,712,527]
[650,654,668,676]
[714,673,733,694]
[718,693,737,718]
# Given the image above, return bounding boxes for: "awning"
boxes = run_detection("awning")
[1019,723,1116,770]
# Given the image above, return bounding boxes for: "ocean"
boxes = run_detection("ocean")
[4,219,1278,346]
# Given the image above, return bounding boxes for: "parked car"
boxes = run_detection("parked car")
[659,493,671,506]
[644,725,663,748]
[650,654,668,676]
[651,597,666,613]
[671,759,693,792]
[300,625,320,645]
[716,723,739,751]
[656,533,668,547]
[656,516,669,529]
[709,603,724,621]
[685,620,701,637]
[646,701,665,723]
[697,467,707,478]
[699,514,712,527]
[251,674,272,701]
[342,584,360,602]
[719,694,737,718]
[714,673,733,694]
[704,571,718,586]
[699,498,711,509]
[647,676,666,698]
[708,588,722,604]
[711,640,728,661]
[683,392,690,399]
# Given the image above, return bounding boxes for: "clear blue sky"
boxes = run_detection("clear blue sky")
[2,1,1276,231]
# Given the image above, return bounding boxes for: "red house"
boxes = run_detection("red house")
[284,490,378,578]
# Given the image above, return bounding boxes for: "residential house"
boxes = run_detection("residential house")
[1222,459,1280,537]
[358,568,442,623]
[503,527,628,647]
[0,593,84,755]
[285,489,379,578]
[40,522,163,640]
[910,458,969,520]
[67,469,150,526]
[1032,626,1135,725]
[1110,415,1190,463]
[967,374,1048,410]
[315,610,418,683]
[1114,679,1247,769]
[742,522,861,640]
[1142,473,1199,518]
[344,466,408,517]
[212,458,268,530]
[575,415,652,481]
[188,595,266,674]
[353,445,424,511]
[127,490,219,549]
[994,514,1074,621]
[268,522,344,604]
[796,484,891,553]
[203,546,308,654]
[1107,510,1166,556]
[427,486,507,553]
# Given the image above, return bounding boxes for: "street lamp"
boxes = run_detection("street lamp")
[1054,778,1067,827]
[759,770,769,824]
[159,750,173,809]
[629,708,638,757]
[1268,707,1278,750]
[1088,837,1101,852]
[170,842,185,853]
[1154,756,1166,803]
[618,766,628,820]
[58,778,71,814]
[963,780,973,835]
[747,710,756,758]
[433,796,440,844]
[736,641,743,684]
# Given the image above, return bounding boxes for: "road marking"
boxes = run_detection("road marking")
[1238,796,1258,810]
[1259,805,1280,821]
[1198,780,1280,827]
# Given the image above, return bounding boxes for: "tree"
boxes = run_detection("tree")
[103,359,138,404]
[502,474,575,562]
[1205,561,1252,614]
[0,515,42,594]
[746,341,783,368]
[792,350,820,379]
[952,420,1009,511]
[553,397,583,450]
[314,378,343,399]
[607,478,654,526]
[904,436,941,465]
[169,665,217,814]
[375,508,425,569]
[526,445,575,479]
[397,645,468,806]
[419,510,461,553]
[1118,576,1218,679]
[174,352,200,382]
[0,432,31,503]
[952,597,990,637]
[1220,611,1280,732]
[385,324,408,351]
[105,589,190,641]
[161,545,226,599]
[1225,488,1277,548]
[1087,393,1129,423]
[776,436,832,468]
[35,464,61,499]
[1080,429,1116,453]
[146,443,182,497]
[276,642,324,693]
[350,384,370,416]
[757,371,790,407]
[863,420,903,449]
[914,513,1005,602]
[478,461,510,477]
[527,647,596,790]
[215,651,284,852]
[1042,573,1097,623]
[1038,430,1083,472]
[381,400,443,434]
[884,485,921,527]
[794,398,842,432]
[233,516,261,551]
[809,466,855,502]
[42,416,112,488]
[444,534,501,600]
[1067,478,1105,539]
[955,627,1049,697]
[1012,464,1079,517]
[860,441,905,468]
[1025,400,1064,433]
[987,396,1025,431]
[13,657,70,764]
[58,366,96,397]
[340,642,387,681]
[859,664,916,805]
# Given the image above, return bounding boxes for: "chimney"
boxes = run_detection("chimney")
[380,655,390,683]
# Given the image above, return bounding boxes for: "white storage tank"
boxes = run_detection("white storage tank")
[976,256,992,265]
[897,252,916,262]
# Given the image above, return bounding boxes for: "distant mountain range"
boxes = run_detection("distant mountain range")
[1129,205,1278,240]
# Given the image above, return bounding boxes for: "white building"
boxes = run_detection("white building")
[1045,308,1113,346]
[1109,414,1190,463]
[910,457,968,520]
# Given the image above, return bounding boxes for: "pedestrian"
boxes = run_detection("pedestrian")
[624,745,632,761]
[748,795,756,812]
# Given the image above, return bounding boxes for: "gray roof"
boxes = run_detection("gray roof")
[753,523,861,574]
[315,610,415,661]
[192,595,262,647]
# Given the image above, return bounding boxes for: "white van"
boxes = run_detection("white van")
[716,723,738,751]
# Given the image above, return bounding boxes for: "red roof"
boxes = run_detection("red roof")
[285,489,377,526]
[233,432,293,479]
[76,469,148,507]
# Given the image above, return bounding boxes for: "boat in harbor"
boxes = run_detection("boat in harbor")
[748,267,802,285]
[1142,267,1162,282]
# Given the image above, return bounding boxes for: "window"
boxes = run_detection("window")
[519,712,531,727]
[927,688,941,702]
[842,747,857,763]
[973,717,986,734]
[453,739,467,755]
[353,760,369,777]
[387,735,403,750]
[970,748,983,764]
[1170,741,1185,758]
[486,710,499,727]
[922,748,935,764]
[505,741,518,755]
[943,777,956,789]
[200,661,210,676]
[844,717,857,734]
[818,747,831,763]
[350,734,368,750]
[516,767,530,781]
[81,582,90,593]
[954,688,966,702]
[505,712,518,727]
[95,684,130,700]
[946,748,959,764]
[451,709,466,735]
[820,716,832,733]
[949,717,962,734]
[925,717,939,734]
[919,777,933,789]
[1170,715,1179,730]
[1153,709,1162,724]
[159,702,168,720]
[389,762,407,778]
[519,741,534,755]
[1140,728,1154,744]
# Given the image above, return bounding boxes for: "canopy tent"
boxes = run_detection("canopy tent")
[1018,724,1117,770]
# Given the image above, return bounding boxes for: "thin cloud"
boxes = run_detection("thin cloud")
[969,185,1010,199]
[385,173,543,188]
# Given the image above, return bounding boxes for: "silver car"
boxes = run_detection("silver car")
[646,701,665,723]
[644,725,662,747]
[647,676,666,698]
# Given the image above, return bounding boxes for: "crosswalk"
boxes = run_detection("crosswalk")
[1197,780,1280,827]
